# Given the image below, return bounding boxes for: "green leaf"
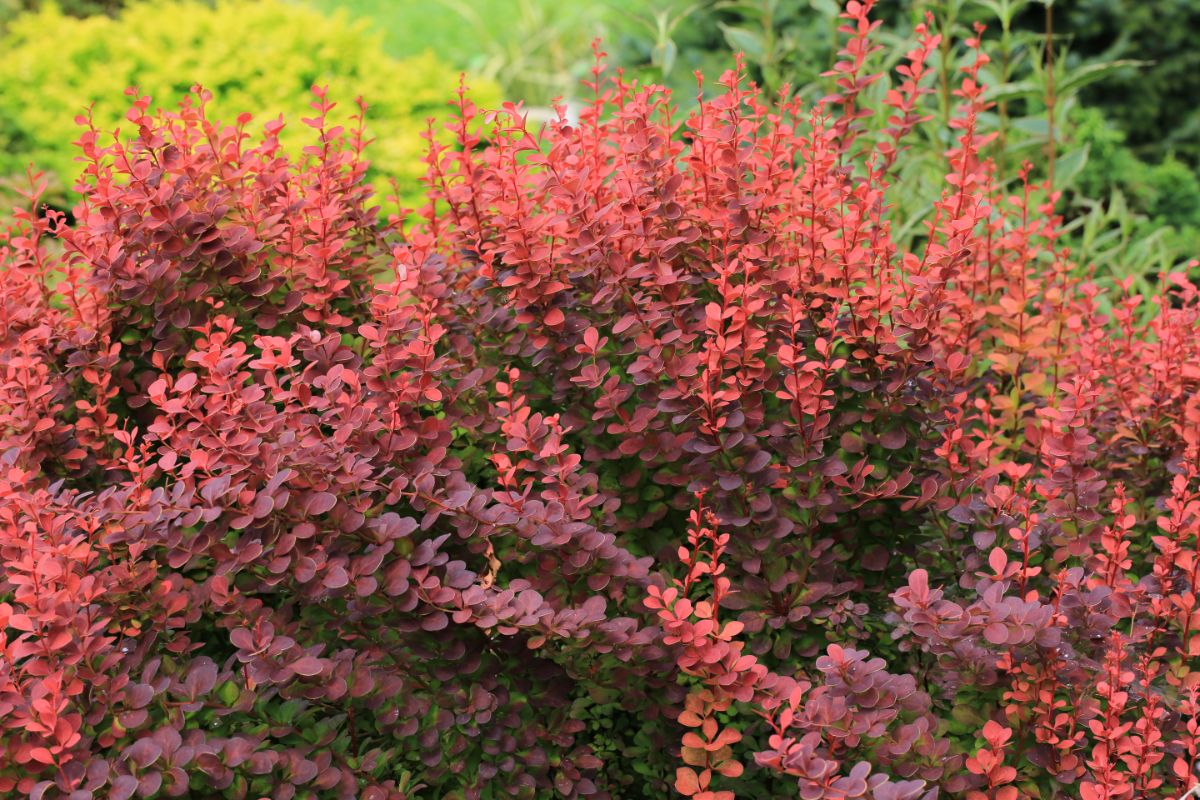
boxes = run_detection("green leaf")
[651,37,678,76]
[1057,59,1150,97]
[984,79,1041,103]
[1011,116,1050,137]
[1052,145,1089,192]
[719,24,766,61]
[217,680,240,706]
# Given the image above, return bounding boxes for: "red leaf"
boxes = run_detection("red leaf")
[675,768,701,796]
[290,656,324,677]
[304,492,337,515]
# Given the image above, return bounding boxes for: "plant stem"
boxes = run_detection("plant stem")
[1044,1,1056,187]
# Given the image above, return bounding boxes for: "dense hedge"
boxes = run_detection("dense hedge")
[0,0,498,204]
[1049,0,1200,164]
[2,3,1200,799]
[0,0,124,22]
[1073,106,1200,255]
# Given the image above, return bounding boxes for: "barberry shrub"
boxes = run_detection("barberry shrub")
[2,2,1199,798]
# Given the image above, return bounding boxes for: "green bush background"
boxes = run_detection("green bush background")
[0,0,499,203]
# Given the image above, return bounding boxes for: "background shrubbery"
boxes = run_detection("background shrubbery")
[0,0,498,205]
[1053,0,1200,164]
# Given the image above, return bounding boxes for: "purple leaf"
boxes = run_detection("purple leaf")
[304,491,337,515]
[290,656,324,677]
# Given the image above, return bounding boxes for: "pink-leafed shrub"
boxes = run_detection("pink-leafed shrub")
[2,2,1200,798]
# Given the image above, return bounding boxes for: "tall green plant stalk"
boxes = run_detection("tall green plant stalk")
[1043,0,1056,186]
[980,0,1028,181]
[925,0,967,132]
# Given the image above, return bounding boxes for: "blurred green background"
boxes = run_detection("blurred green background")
[1,0,1197,286]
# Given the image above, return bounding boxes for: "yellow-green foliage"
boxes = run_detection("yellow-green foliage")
[0,0,499,202]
